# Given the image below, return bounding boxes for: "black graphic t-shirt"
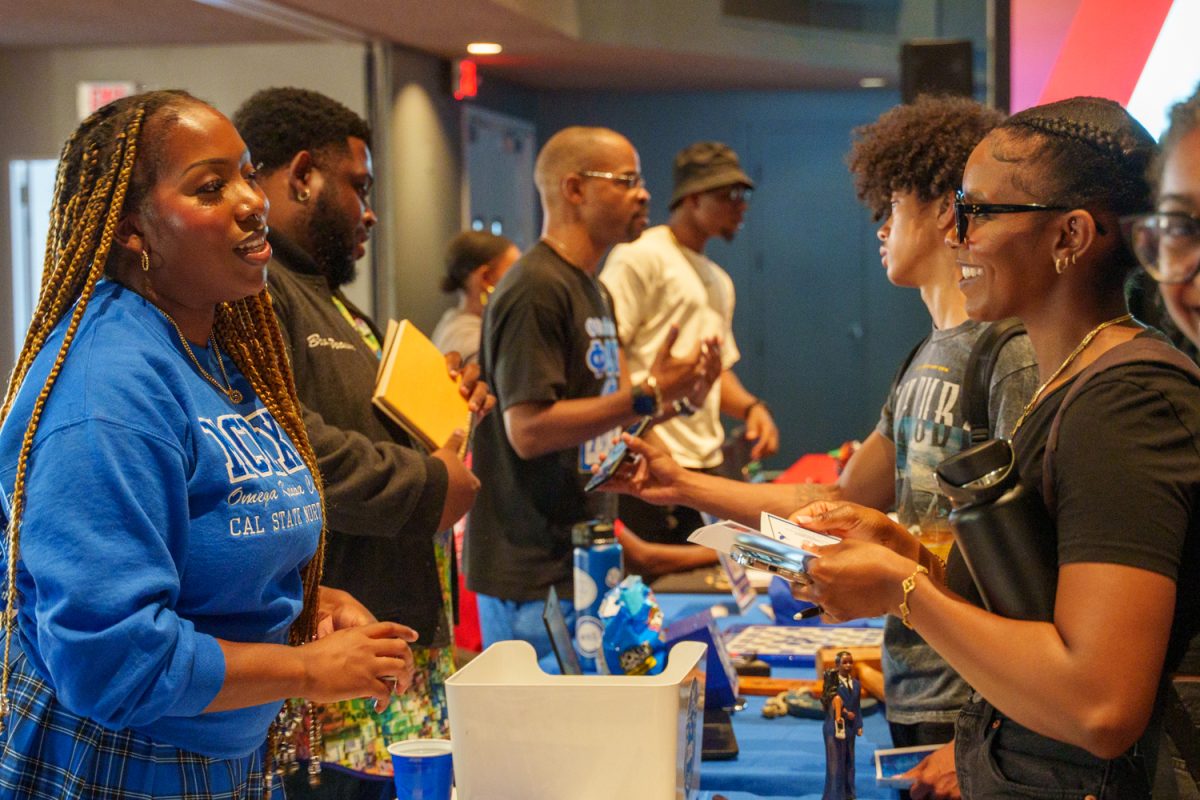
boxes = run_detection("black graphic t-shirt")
[467,243,621,601]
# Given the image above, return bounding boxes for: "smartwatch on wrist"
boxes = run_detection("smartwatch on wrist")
[631,383,657,416]
[631,376,663,417]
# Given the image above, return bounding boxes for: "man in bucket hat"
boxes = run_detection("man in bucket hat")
[601,141,778,544]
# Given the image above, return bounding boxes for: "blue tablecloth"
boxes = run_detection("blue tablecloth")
[658,593,899,800]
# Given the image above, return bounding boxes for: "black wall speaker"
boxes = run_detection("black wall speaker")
[900,39,974,103]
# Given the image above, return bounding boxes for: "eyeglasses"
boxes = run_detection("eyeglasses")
[1121,211,1200,285]
[579,170,645,189]
[708,185,753,204]
[953,190,1069,243]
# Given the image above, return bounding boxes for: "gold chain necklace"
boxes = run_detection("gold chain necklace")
[1009,312,1132,437]
[161,313,244,404]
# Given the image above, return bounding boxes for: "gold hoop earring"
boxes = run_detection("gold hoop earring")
[141,250,151,272]
[296,188,310,203]
[1069,253,1077,267]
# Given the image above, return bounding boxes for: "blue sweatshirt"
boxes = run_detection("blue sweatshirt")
[0,281,321,758]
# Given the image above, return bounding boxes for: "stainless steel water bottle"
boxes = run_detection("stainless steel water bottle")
[935,439,1058,622]
[572,519,624,669]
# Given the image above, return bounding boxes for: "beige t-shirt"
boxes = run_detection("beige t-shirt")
[601,225,740,468]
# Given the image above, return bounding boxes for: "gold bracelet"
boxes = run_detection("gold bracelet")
[920,547,946,575]
[898,565,929,630]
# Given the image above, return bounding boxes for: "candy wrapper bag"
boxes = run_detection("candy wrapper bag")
[597,576,667,675]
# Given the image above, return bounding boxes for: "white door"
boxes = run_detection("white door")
[8,159,57,359]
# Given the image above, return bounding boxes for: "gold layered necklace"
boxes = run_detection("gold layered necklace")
[1009,312,1132,437]
[161,312,244,404]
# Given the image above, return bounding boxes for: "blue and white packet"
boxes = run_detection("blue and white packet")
[597,576,666,675]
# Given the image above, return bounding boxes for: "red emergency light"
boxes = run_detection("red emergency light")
[454,59,478,101]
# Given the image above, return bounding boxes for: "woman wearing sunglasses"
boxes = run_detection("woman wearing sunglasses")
[790,96,1200,799]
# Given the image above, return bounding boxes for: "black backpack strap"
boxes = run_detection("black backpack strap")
[1041,334,1200,516]
[889,333,931,400]
[963,318,1026,447]
[1039,333,1200,786]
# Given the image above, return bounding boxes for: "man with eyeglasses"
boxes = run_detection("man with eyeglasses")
[466,126,721,664]
[600,141,778,544]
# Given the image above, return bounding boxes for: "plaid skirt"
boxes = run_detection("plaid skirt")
[0,642,280,800]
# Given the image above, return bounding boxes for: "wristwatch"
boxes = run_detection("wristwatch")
[631,376,662,416]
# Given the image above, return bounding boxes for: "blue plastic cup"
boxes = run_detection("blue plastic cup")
[388,739,453,800]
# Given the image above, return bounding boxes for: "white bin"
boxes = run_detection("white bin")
[445,640,707,800]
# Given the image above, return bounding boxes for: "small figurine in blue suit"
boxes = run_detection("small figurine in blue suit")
[821,650,863,800]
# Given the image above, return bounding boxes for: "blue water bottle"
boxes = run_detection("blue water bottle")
[572,519,623,670]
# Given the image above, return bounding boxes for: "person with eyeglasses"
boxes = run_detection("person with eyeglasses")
[466,126,722,665]
[1125,82,1200,800]
[788,97,1200,798]
[1126,86,1200,360]
[599,141,777,546]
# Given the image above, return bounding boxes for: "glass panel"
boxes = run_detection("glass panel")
[9,159,57,357]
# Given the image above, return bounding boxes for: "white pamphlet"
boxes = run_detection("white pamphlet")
[688,513,838,558]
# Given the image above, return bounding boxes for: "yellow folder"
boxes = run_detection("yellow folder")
[372,319,470,452]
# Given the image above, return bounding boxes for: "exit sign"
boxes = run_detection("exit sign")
[77,82,138,120]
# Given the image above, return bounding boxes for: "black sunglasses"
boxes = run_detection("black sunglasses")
[1121,211,1200,285]
[954,190,1069,243]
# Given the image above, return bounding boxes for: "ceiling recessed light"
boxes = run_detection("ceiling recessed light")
[859,77,886,89]
[467,42,502,55]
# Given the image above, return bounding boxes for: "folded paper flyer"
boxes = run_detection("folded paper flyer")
[688,513,839,584]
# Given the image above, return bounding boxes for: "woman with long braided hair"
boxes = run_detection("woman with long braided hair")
[787,97,1200,798]
[0,91,416,798]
